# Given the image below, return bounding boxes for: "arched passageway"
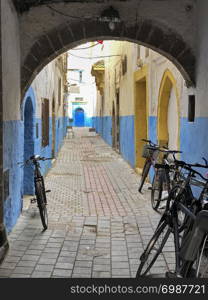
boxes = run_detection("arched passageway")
[18,1,196,99]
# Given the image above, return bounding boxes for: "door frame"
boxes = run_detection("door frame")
[157,69,180,149]
[52,95,56,158]
[134,66,149,172]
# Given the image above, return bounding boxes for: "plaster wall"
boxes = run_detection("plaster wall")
[1,0,22,232]
[19,0,196,64]
[196,0,208,117]
[32,55,66,119]
[2,0,21,121]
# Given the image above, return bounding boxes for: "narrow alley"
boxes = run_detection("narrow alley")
[0,128,175,278]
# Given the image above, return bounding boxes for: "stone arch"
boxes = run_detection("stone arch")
[21,86,36,120]
[157,69,180,149]
[21,19,195,98]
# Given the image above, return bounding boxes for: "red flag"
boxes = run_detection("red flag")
[97,40,103,44]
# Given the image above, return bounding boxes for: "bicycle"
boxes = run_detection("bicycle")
[151,149,182,211]
[138,139,160,193]
[138,138,182,211]
[20,155,52,231]
[136,159,208,277]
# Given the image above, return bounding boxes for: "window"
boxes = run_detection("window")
[188,95,195,122]
[137,45,140,59]
[75,97,83,102]
[145,48,149,58]
[36,123,39,139]
[58,78,62,106]
[122,55,127,75]
[42,98,49,147]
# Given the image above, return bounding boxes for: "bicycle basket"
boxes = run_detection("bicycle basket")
[142,144,156,158]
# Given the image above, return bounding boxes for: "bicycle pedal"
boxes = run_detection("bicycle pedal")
[165,271,182,278]
[30,198,36,203]
[45,190,51,193]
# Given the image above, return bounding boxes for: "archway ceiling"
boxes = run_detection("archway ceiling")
[13,0,133,13]
[12,0,196,97]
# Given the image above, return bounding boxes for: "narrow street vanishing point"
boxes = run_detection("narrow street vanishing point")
[0,128,175,278]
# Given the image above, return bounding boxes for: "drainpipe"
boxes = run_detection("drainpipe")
[0,2,9,264]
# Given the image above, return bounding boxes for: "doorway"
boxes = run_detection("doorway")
[115,91,120,152]
[135,76,148,171]
[23,97,35,194]
[52,96,56,158]
[75,107,85,127]
[112,102,116,149]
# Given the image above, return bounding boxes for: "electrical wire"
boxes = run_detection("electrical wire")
[71,43,101,50]
[46,4,94,20]
[68,52,121,59]
[68,78,95,85]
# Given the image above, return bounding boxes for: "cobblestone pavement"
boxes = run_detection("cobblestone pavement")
[0,128,175,278]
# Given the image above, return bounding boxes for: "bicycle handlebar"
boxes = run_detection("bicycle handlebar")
[174,160,208,181]
[141,139,159,148]
[18,155,53,165]
[175,160,208,169]
[155,160,208,181]
[141,139,182,155]
[159,149,182,154]
[29,155,53,162]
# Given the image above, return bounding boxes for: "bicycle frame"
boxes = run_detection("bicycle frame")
[137,158,208,278]
[166,165,208,277]
[33,159,48,205]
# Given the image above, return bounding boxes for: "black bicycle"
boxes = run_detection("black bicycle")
[151,149,182,211]
[138,139,182,211]
[20,155,52,230]
[136,159,208,277]
[138,139,160,193]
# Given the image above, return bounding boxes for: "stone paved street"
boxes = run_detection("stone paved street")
[0,128,175,278]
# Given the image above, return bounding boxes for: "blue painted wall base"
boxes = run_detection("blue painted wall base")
[3,86,68,233]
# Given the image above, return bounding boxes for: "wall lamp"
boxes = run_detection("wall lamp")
[99,6,121,31]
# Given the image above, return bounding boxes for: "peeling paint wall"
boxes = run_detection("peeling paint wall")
[2,0,22,232]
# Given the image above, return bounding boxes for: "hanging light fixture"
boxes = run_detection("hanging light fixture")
[99,6,121,31]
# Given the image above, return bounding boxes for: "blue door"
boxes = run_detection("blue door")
[75,108,85,127]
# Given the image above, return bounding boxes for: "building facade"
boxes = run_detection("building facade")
[92,41,194,179]
[67,44,98,128]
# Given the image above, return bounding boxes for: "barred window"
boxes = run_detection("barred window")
[145,48,149,58]
[122,55,127,75]
[42,98,49,147]
[137,45,140,59]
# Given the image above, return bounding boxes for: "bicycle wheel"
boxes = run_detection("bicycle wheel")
[193,235,208,278]
[151,169,164,211]
[138,160,151,193]
[166,185,191,232]
[35,180,48,230]
[136,219,171,277]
